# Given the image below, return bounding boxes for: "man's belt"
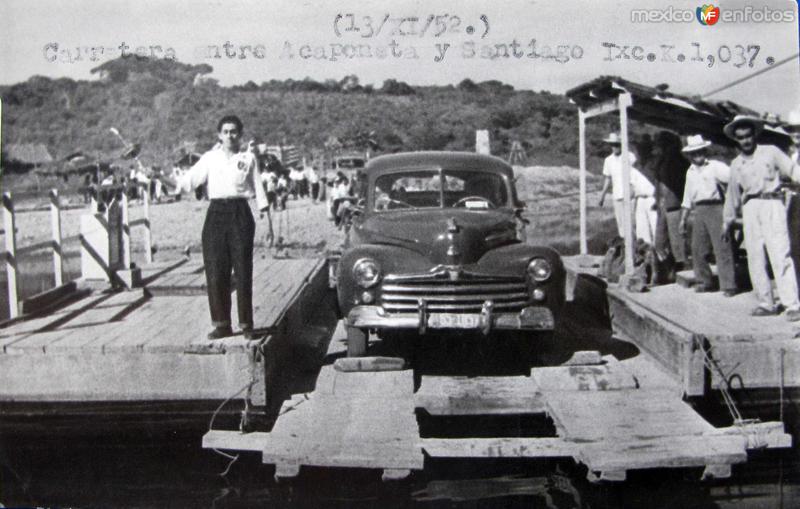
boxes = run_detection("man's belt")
[743,191,784,205]
[693,199,723,206]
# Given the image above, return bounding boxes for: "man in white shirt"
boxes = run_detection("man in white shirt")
[598,132,639,238]
[175,115,269,339]
[722,116,800,320]
[678,135,736,296]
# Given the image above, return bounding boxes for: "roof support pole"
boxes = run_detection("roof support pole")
[578,109,588,256]
[618,93,635,275]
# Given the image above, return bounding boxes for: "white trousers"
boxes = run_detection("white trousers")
[613,198,657,244]
[635,197,657,245]
[742,199,800,311]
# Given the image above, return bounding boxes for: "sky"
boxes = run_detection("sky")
[1,0,798,116]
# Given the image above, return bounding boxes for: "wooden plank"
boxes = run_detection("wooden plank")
[6,290,147,354]
[262,394,423,472]
[415,376,546,415]
[0,290,100,347]
[543,389,714,441]
[707,421,792,449]
[262,368,422,472]
[579,435,747,472]
[45,290,148,352]
[313,366,414,397]
[203,430,270,452]
[142,295,210,353]
[0,349,257,401]
[422,437,577,458]
[101,301,167,352]
[531,363,638,392]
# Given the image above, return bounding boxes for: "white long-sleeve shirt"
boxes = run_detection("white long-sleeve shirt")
[681,159,730,209]
[178,147,268,210]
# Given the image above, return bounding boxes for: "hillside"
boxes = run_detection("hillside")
[0,56,623,174]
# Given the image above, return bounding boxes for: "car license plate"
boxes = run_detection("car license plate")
[428,313,480,329]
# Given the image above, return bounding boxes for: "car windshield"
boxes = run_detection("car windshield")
[373,169,509,211]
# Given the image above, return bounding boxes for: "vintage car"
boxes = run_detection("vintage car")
[336,151,565,357]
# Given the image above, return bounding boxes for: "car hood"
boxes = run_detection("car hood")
[356,209,519,265]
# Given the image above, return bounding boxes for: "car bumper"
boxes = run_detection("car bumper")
[345,304,555,335]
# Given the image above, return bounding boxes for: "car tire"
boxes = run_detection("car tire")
[346,326,368,357]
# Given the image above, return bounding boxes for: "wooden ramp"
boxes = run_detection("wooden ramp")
[204,342,790,482]
[0,256,327,403]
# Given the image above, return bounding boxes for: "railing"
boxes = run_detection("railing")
[2,188,153,319]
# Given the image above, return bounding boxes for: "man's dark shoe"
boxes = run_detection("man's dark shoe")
[241,326,257,340]
[208,326,233,340]
[750,306,779,317]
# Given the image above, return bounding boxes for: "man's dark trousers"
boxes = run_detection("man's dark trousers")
[691,203,736,291]
[202,198,255,329]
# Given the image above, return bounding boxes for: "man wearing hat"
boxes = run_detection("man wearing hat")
[598,132,641,238]
[678,135,736,295]
[722,115,800,320]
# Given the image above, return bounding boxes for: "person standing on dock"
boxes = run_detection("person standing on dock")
[722,116,800,321]
[678,135,736,296]
[173,115,269,339]
[598,132,639,239]
[652,131,689,272]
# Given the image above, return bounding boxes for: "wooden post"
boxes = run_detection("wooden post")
[121,191,131,269]
[143,189,153,263]
[50,189,64,286]
[3,192,20,319]
[618,93,634,275]
[578,109,588,256]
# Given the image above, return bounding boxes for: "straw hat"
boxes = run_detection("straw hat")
[602,132,622,144]
[681,134,712,153]
[784,108,800,133]
[723,115,764,139]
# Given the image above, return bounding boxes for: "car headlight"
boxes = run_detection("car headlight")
[527,258,552,282]
[353,258,381,288]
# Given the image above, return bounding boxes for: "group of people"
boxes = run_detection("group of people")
[598,115,800,322]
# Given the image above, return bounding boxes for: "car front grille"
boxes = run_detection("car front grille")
[379,272,529,313]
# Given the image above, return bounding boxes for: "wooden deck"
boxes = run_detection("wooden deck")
[0,256,327,403]
[563,255,800,397]
[204,320,791,482]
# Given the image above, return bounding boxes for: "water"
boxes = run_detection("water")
[1,428,798,508]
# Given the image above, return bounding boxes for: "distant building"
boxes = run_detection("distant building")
[2,143,54,173]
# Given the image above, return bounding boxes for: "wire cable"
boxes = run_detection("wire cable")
[702,53,800,99]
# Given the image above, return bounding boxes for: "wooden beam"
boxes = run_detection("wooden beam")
[578,109,588,255]
[203,430,269,452]
[3,192,19,319]
[582,98,619,119]
[50,189,64,286]
[422,437,577,458]
[415,376,546,415]
[618,92,634,275]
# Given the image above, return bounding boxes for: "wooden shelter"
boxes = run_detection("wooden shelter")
[565,76,794,275]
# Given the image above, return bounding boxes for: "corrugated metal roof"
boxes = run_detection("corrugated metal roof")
[566,76,792,148]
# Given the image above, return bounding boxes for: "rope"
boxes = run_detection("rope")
[207,380,254,477]
[697,339,768,447]
[702,52,800,98]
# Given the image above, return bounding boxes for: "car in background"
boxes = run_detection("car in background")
[335,151,565,356]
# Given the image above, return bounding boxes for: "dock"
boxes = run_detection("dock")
[0,256,330,409]
[562,255,800,399]
[204,321,791,482]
